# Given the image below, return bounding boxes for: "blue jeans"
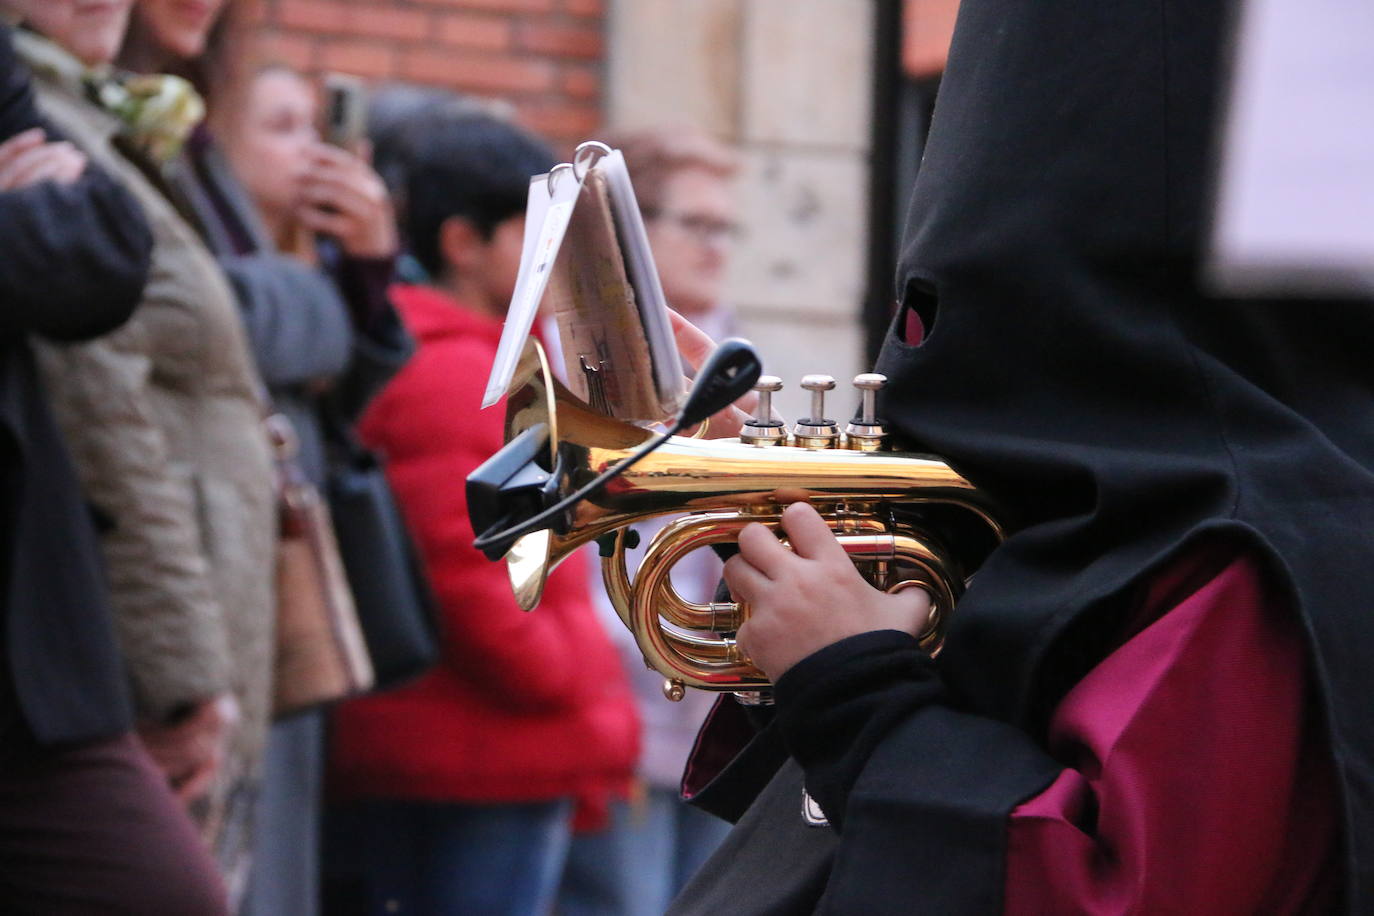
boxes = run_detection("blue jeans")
[557,788,732,916]
[324,797,574,916]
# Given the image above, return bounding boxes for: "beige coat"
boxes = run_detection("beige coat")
[26,58,276,899]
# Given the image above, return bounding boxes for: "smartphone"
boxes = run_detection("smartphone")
[323,73,368,152]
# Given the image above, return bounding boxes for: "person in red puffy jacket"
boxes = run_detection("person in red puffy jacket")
[325,107,639,916]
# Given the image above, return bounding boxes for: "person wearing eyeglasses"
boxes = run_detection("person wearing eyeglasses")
[619,127,741,343]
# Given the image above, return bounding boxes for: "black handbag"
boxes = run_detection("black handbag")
[322,409,440,690]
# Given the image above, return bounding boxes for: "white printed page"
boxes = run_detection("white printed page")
[1210,0,1374,295]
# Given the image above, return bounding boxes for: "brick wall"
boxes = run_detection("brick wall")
[248,0,606,152]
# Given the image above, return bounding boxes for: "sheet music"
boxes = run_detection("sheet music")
[548,168,664,421]
[482,169,582,408]
[599,150,684,413]
[1209,0,1374,295]
[480,141,688,421]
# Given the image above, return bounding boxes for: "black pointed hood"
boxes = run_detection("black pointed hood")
[876,1,1374,908]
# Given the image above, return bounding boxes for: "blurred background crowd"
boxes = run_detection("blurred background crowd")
[0,1,955,914]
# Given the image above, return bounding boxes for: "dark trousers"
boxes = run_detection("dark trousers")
[0,724,229,915]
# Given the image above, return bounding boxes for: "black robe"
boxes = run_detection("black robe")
[674,0,1374,912]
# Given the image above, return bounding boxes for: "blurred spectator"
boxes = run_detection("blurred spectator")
[9,1,278,903]
[324,109,639,916]
[120,4,417,911]
[618,126,741,337]
[210,66,411,916]
[194,61,410,485]
[0,21,228,914]
[557,125,740,916]
[365,83,454,196]
[215,64,414,916]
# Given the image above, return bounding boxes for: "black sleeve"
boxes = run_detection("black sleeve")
[0,24,40,134]
[326,304,414,425]
[0,26,152,341]
[318,252,413,424]
[773,630,1063,914]
[773,630,946,831]
[335,254,396,332]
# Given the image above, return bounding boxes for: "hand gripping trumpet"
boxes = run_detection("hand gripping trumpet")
[468,339,1002,702]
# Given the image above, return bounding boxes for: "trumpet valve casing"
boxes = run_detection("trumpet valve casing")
[795,374,840,449]
[845,372,888,451]
[740,374,789,447]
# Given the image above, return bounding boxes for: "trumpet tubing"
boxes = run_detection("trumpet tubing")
[602,508,963,699]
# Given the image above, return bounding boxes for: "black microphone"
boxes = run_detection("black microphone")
[676,339,763,428]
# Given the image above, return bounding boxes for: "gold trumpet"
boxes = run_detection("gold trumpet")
[469,340,1002,702]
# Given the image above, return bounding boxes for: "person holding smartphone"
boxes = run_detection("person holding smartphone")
[120,7,413,915]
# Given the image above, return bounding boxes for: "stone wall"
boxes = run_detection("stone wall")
[607,0,874,423]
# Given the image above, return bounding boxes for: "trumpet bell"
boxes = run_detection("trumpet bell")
[488,339,655,609]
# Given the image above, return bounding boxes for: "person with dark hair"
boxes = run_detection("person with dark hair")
[324,110,639,916]
[0,19,228,914]
[662,1,1363,913]
[365,83,504,284]
[394,112,552,292]
[365,84,457,197]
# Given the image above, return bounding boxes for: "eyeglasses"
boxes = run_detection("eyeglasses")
[645,209,742,247]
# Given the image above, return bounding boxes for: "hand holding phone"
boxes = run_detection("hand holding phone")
[299,74,397,258]
[299,143,398,259]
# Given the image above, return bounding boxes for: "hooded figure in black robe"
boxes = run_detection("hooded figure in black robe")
[670,0,1374,912]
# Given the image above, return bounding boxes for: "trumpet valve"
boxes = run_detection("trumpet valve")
[739,375,789,446]
[794,374,840,449]
[845,373,888,451]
